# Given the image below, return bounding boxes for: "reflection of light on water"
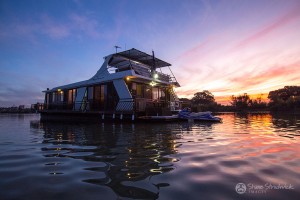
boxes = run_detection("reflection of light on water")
[230,114,276,135]
[249,114,274,135]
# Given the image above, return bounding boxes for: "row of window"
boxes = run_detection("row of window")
[45,81,171,111]
[129,82,170,101]
[45,83,118,111]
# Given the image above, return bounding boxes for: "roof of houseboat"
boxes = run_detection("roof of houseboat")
[110,48,171,68]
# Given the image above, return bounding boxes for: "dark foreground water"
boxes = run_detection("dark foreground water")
[0,113,299,200]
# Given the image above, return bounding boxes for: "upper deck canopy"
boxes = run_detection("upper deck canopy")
[109,48,171,68]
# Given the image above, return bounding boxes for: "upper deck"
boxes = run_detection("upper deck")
[107,48,180,87]
[45,48,179,93]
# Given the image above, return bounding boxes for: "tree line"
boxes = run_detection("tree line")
[179,86,300,112]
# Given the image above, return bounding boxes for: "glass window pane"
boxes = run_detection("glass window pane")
[52,92,56,102]
[145,85,152,99]
[136,84,143,98]
[72,89,76,102]
[60,91,64,102]
[152,87,159,100]
[131,82,136,96]
[94,86,100,100]
[68,90,73,104]
[160,88,165,100]
[88,87,93,100]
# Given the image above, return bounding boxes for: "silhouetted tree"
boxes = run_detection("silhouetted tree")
[268,86,300,112]
[190,90,216,111]
[230,93,252,110]
[268,86,300,102]
[250,94,267,110]
[191,90,215,105]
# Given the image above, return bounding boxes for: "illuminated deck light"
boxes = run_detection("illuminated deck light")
[150,81,157,86]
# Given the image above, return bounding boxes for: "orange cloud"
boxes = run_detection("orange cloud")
[229,62,300,89]
[215,95,232,105]
[215,93,269,105]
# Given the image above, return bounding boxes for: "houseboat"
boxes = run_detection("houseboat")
[41,48,180,122]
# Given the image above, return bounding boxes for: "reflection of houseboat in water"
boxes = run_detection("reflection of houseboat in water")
[32,121,180,199]
[41,48,180,121]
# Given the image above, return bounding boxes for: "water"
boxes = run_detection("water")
[0,113,299,200]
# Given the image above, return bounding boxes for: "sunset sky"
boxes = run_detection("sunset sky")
[1,0,300,106]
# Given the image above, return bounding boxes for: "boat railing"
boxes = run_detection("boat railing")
[135,98,169,112]
[116,98,134,112]
[155,71,170,82]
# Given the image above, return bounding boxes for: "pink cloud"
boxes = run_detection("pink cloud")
[234,6,300,50]
[40,15,71,39]
[46,25,70,39]
[178,36,215,59]
[69,14,101,38]
[0,13,103,41]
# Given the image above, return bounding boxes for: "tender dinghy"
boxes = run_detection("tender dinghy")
[178,109,222,122]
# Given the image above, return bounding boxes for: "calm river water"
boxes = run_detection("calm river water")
[0,113,299,200]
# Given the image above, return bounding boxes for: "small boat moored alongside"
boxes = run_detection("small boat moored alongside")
[139,108,222,123]
[178,108,222,122]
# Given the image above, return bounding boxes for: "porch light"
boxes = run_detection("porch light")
[150,81,157,86]
[57,89,63,94]
[126,77,130,81]
[154,73,158,79]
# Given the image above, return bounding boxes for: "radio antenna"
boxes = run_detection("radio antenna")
[114,45,121,53]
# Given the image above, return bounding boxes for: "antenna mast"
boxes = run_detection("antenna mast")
[152,50,156,72]
[114,45,121,53]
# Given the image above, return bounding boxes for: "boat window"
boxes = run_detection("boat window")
[152,87,159,100]
[101,84,105,109]
[136,84,143,98]
[52,92,56,102]
[72,89,76,102]
[94,86,100,100]
[131,82,137,96]
[59,91,64,102]
[68,90,73,104]
[160,88,166,100]
[63,90,68,102]
[145,85,152,99]
[88,87,93,100]
[81,89,88,111]
[93,85,101,110]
